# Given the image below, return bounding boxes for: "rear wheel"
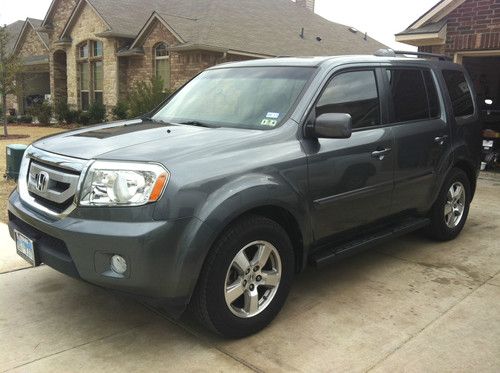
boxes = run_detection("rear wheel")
[191,215,294,338]
[427,168,471,241]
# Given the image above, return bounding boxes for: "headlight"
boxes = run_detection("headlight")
[79,161,169,206]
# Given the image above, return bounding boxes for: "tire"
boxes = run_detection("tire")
[426,168,471,241]
[191,215,295,338]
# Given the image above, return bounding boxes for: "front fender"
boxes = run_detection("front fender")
[173,172,311,303]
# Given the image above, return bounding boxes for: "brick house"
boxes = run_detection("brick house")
[5,0,386,116]
[395,0,500,110]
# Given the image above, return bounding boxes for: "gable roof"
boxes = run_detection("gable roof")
[4,20,25,54]
[13,18,50,53]
[59,0,111,40]
[397,0,466,35]
[62,0,385,56]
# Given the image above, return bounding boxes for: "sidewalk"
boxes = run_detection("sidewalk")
[0,223,31,274]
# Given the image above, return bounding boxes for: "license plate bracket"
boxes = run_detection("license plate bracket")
[15,230,39,267]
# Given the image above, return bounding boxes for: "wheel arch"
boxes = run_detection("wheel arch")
[201,203,310,275]
[453,158,478,199]
[238,205,306,273]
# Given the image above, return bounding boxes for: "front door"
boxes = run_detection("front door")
[305,68,395,241]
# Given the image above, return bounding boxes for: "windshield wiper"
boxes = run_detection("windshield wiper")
[178,120,219,128]
[142,116,172,126]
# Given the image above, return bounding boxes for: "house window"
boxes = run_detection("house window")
[154,43,170,91]
[78,40,104,110]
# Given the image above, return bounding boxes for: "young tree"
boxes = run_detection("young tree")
[0,25,21,137]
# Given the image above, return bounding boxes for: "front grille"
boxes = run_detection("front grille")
[27,161,81,211]
[19,147,88,218]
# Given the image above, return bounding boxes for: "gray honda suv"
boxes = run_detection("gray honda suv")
[8,51,481,337]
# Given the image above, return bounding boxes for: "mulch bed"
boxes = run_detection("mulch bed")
[0,134,30,140]
[7,123,81,129]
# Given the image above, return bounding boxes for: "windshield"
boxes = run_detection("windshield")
[153,66,315,129]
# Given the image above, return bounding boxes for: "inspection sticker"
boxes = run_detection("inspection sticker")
[266,112,280,119]
[261,119,278,127]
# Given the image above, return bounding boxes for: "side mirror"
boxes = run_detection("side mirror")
[312,113,352,139]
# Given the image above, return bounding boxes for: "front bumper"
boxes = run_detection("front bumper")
[8,190,207,315]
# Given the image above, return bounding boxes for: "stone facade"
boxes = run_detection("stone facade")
[16,25,48,59]
[418,0,500,57]
[65,2,118,109]
[8,22,50,114]
[25,1,255,114]
[47,0,79,105]
[122,19,181,97]
[121,19,251,100]
[11,0,311,116]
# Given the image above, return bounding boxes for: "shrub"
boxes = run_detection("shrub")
[66,109,81,124]
[77,111,90,126]
[7,116,16,124]
[127,76,168,118]
[112,101,129,120]
[29,102,52,125]
[87,102,106,124]
[18,115,32,124]
[55,100,70,124]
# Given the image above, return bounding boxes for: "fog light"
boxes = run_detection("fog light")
[110,255,127,275]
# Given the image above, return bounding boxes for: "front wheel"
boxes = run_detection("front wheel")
[426,168,471,241]
[191,215,294,338]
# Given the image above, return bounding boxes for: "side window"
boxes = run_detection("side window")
[316,70,380,129]
[442,70,474,118]
[386,69,429,122]
[423,70,440,118]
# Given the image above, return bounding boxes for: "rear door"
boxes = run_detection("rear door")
[385,66,452,213]
[305,67,395,240]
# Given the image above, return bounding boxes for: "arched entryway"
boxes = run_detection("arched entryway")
[53,50,68,104]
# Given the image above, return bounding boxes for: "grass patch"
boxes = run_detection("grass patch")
[1,125,66,223]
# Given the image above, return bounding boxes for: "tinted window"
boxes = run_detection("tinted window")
[387,69,429,122]
[423,70,440,118]
[442,70,474,117]
[316,70,380,129]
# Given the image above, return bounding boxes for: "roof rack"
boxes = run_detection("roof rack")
[374,49,451,61]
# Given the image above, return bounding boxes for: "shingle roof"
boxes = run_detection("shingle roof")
[396,19,447,36]
[5,18,49,57]
[5,20,25,54]
[86,0,386,56]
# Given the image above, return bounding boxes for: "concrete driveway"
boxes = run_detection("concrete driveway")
[1,175,499,372]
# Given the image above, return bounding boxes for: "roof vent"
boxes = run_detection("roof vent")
[316,36,322,42]
[348,27,358,33]
[300,27,304,39]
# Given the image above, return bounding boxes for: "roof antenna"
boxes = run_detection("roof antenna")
[300,27,304,39]
[364,32,367,41]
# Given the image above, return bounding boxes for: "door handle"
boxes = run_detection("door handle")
[371,148,392,160]
[434,135,449,145]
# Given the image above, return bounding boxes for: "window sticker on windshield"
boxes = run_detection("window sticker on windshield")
[261,119,278,127]
[266,112,280,119]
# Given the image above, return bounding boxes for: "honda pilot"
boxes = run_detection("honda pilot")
[8,51,481,338]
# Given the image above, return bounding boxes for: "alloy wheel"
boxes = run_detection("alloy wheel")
[224,240,282,318]
[444,181,466,228]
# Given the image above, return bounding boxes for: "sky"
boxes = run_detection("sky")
[0,0,439,49]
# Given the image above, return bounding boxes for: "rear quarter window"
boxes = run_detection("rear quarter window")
[442,70,474,118]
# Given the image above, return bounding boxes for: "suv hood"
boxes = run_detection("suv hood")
[33,119,270,163]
